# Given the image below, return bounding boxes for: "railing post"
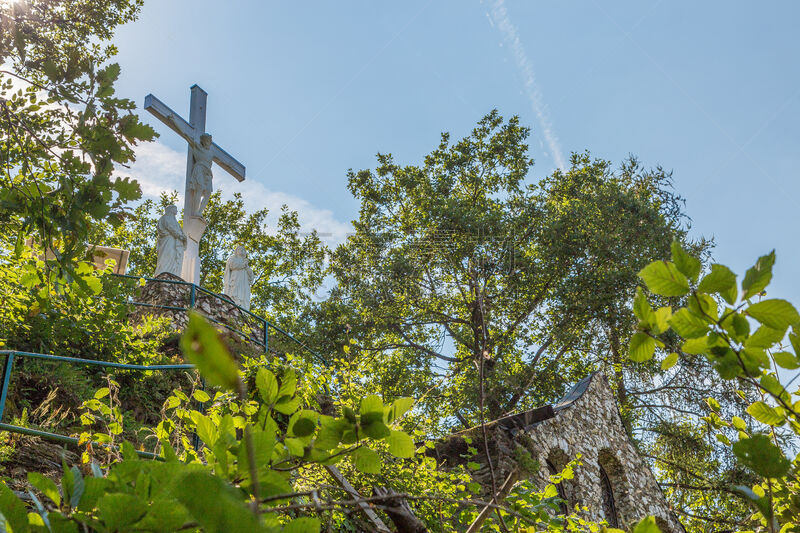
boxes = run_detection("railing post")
[264,320,269,352]
[190,283,196,309]
[0,353,16,423]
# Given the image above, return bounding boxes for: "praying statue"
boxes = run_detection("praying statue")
[155,205,187,277]
[188,133,214,216]
[223,245,255,310]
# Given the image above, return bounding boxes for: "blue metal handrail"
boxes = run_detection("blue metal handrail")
[0,350,195,459]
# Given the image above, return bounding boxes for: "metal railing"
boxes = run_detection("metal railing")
[109,273,327,366]
[0,350,195,459]
[0,275,328,457]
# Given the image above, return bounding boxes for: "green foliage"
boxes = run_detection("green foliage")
[633,244,800,531]
[0,0,155,277]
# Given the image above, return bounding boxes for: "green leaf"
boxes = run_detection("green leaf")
[638,261,690,297]
[745,325,786,349]
[97,493,148,531]
[274,397,300,415]
[277,369,297,399]
[773,351,800,370]
[360,395,384,417]
[315,418,346,450]
[731,416,747,431]
[27,472,60,506]
[631,516,661,533]
[742,251,775,300]
[669,308,709,338]
[361,420,390,439]
[681,336,709,355]
[386,397,414,424]
[649,307,672,335]
[387,430,415,458]
[256,368,278,404]
[283,517,321,533]
[0,481,29,533]
[732,434,790,478]
[747,401,785,426]
[633,287,654,321]
[173,471,265,533]
[352,447,381,474]
[747,299,800,330]
[193,389,211,402]
[697,264,737,296]
[671,240,701,282]
[289,411,318,438]
[661,352,679,371]
[180,312,239,391]
[629,333,656,362]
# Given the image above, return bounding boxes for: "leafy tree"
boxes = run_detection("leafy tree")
[0,0,154,279]
[634,244,800,532]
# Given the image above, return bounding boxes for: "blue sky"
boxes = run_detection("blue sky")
[113,1,800,302]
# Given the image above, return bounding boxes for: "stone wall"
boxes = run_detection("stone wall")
[431,373,684,532]
[128,272,266,352]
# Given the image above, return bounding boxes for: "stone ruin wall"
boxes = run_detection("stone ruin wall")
[432,373,685,532]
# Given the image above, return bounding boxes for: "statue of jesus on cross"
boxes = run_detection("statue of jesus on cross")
[188,132,214,216]
[144,85,246,285]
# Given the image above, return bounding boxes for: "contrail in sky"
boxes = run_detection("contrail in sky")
[490,0,566,169]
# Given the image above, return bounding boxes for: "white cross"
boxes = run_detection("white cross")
[144,85,246,285]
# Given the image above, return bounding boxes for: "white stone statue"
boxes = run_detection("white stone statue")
[188,133,214,216]
[155,205,187,277]
[223,245,255,310]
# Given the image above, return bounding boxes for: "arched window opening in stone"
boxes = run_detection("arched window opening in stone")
[546,459,568,515]
[598,449,627,528]
[545,448,575,513]
[599,462,619,527]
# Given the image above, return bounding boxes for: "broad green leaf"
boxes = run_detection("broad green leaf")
[747,299,800,330]
[289,411,318,438]
[742,251,775,300]
[661,352,679,371]
[732,434,790,478]
[352,447,381,474]
[180,313,239,391]
[669,308,709,338]
[386,397,414,424]
[173,471,264,533]
[638,261,690,297]
[650,307,672,335]
[629,333,656,362]
[773,351,800,370]
[745,326,785,349]
[97,493,148,532]
[671,240,701,282]
[747,401,785,426]
[27,472,60,507]
[681,336,709,355]
[277,369,297,399]
[361,420,390,439]
[274,397,300,415]
[315,418,346,450]
[631,516,661,533]
[633,287,653,321]
[697,264,736,295]
[387,430,415,458]
[256,368,278,404]
[0,482,29,533]
[193,389,211,402]
[731,416,747,431]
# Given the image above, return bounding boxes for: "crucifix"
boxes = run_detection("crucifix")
[144,85,246,285]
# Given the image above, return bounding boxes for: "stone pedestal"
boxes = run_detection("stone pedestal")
[128,272,265,353]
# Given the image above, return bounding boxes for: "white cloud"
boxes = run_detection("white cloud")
[490,0,566,170]
[121,141,353,246]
